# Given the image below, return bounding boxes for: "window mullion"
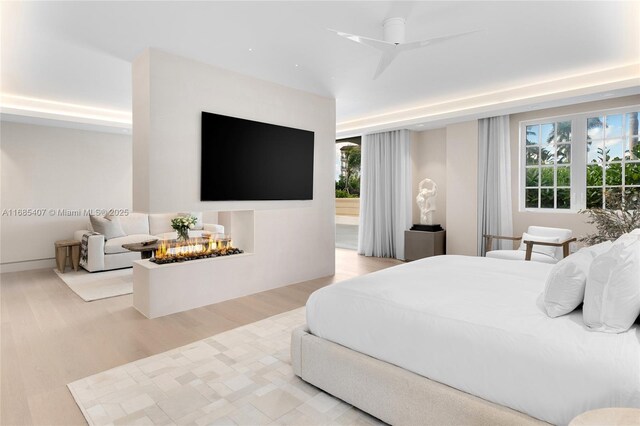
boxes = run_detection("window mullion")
[573,116,587,210]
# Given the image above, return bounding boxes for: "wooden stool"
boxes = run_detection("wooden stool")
[55,240,81,273]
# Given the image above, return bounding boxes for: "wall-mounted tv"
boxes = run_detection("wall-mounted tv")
[201,111,314,201]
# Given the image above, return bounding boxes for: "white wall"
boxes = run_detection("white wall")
[0,122,132,271]
[132,49,335,292]
[418,95,640,257]
[445,121,479,256]
[509,95,640,242]
[412,128,447,227]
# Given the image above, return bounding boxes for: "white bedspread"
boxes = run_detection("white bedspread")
[306,255,640,425]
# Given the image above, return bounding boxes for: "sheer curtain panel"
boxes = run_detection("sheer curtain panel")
[358,129,412,259]
[477,115,513,255]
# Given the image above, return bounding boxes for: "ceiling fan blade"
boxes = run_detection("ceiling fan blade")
[328,28,396,52]
[373,50,399,79]
[399,29,482,52]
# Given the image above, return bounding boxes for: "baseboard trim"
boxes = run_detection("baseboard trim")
[1,258,57,273]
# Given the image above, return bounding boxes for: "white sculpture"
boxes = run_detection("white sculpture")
[416,178,438,225]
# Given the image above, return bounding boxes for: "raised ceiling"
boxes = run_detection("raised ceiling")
[1,1,639,134]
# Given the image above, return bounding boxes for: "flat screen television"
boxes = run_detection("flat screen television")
[201,111,314,201]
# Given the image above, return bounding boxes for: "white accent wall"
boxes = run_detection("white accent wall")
[132,49,335,293]
[0,122,132,271]
[409,95,640,258]
[412,128,447,227]
[509,95,640,241]
[445,121,479,256]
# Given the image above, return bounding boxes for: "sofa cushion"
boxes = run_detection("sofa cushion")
[120,213,150,235]
[90,215,126,240]
[105,234,158,254]
[148,213,176,235]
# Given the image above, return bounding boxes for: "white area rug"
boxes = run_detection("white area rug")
[55,268,132,301]
[68,308,384,425]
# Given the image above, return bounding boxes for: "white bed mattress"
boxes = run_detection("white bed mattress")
[306,255,640,425]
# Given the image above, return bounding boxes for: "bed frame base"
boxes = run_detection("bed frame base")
[291,326,546,426]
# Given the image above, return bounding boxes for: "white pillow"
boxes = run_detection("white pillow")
[542,241,613,318]
[89,215,126,240]
[583,239,640,333]
[119,212,150,235]
[615,232,640,244]
[631,228,640,235]
[518,232,559,258]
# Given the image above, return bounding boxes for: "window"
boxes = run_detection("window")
[520,106,639,212]
[585,112,640,209]
[524,121,572,209]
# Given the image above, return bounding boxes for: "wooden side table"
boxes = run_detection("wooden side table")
[55,240,80,273]
[570,408,640,426]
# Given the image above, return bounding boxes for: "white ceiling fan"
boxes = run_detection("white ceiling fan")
[329,18,480,79]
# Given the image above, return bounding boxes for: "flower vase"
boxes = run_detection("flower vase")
[177,228,189,242]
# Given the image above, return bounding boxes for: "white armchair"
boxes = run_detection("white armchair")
[484,226,576,264]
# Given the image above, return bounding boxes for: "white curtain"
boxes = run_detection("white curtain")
[477,116,513,255]
[358,129,412,259]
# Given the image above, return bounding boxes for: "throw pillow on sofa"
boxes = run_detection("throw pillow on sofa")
[89,215,126,240]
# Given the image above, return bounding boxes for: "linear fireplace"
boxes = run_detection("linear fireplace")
[150,236,243,264]
[132,210,255,319]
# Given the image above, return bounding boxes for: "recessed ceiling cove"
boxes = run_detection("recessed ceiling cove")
[1,1,638,128]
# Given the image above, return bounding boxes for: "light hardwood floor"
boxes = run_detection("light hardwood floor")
[1,249,402,425]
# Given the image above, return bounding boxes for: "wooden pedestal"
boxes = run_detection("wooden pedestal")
[404,230,446,261]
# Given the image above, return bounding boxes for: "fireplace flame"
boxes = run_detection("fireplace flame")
[154,235,235,261]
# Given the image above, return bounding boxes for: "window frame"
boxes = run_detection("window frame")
[519,105,640,213]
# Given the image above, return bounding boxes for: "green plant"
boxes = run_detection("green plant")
[335,144,361,198]
[341,145,361,196]
[335,189,358,198]
[580,190,640,245]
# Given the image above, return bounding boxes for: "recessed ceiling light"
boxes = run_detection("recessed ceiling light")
[248,48,253,52]
[295,64,299,68]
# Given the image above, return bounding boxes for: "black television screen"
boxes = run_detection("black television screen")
[201,111,314,201]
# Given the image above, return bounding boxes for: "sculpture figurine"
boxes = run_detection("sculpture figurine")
[416,178,437,225]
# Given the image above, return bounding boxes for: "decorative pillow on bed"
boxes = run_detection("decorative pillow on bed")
[615,232,640,244]
[583,238,640,333]
[542,241,613,318]
[89,215,126,240]
[518,232,559,258]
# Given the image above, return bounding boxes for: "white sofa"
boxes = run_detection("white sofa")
[74,212,224,272]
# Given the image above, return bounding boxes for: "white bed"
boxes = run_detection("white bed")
[306,255,640,425]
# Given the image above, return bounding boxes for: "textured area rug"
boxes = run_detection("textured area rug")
[55,268,132,301]
[68,308,384,425]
